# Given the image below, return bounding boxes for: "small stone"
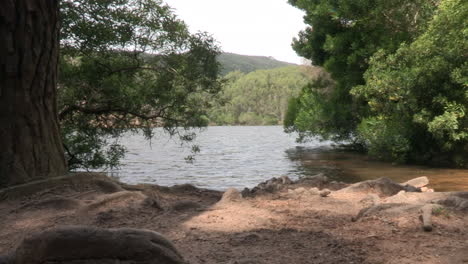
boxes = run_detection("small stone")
[308,187,320,195]
[403,176,429,188]
[280,176,292,185]
[320,189,331,197]
[294,187,306,194]
[219,188,242,203]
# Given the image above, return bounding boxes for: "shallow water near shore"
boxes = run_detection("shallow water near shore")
[289,148,468,192]
[111,126,468,191]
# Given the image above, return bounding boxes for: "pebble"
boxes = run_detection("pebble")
[320,189,331,197]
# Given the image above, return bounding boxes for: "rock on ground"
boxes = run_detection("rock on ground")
[338,177,419,197]
[403,176,429,188]
[219,188,242,203]
[12,226,186,264]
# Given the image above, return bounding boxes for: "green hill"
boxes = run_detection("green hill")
[208,66,319,125]
[217,53,295,75]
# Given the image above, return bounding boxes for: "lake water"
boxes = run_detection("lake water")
[112,126,468,191]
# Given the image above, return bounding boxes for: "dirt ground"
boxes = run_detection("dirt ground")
[0,173,467,264]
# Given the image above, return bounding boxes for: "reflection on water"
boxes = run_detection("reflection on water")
[112,126,468,191]
[289,148,468,192]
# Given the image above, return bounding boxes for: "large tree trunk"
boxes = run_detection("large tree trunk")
[0,0,67,187]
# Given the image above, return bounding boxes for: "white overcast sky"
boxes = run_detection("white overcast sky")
[163,0,306,64]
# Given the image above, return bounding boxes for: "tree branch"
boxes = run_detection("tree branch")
[59,104,182,125]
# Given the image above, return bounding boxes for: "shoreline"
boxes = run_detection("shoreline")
[0,173,467,263]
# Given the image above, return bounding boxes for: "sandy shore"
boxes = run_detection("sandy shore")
[0,173,467,263]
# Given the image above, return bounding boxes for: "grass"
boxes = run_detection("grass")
[432,206,451,218]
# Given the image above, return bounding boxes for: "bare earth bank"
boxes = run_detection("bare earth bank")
[0,173,467,264]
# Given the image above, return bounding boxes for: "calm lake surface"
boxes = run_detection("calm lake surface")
[112,126,468,191]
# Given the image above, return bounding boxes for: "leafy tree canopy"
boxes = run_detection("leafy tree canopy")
[351,0,468,166]
[287,0,467,166]
[287,0,438,139]
[59,0,222,170]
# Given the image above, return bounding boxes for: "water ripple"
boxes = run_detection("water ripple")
[112,126,329,190]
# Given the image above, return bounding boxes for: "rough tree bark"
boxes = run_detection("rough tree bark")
[0,0,67,187]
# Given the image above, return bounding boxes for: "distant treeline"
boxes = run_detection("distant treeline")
[217,53,295,75]
[208,66,319,125]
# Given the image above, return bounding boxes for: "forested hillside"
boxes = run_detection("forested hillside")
[217,53,295,75]
[208,66,320,125]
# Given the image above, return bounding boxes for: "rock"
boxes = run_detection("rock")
[359,194,380,207]
[265,179,278,191]
[219,188,242,203]
[418,187,434,193]
[280,176,293,185]
[12,226,186,264]
[241,188,251,198]
[170,184,199,193]
[266,177,277,184]
[436,194,468,211]
[352,203,410,222]
[308,187,320,195]
[339,177,419,197]
[297,173,329,188]
[243,176,298,197]
[94,179,124,193]
[421,204,433,232]
[385,191,466,206]
[403,177,429,188]
[294,187,306,194]
[320,189,331,197]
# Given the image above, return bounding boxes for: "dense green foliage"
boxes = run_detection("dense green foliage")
[208,66,317,125]
[59,0,221,170]
[217,53,294,75]
[287,0,437,140]
[283,72,343,140]
[286,0,467,166]
[352,0,468,166]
